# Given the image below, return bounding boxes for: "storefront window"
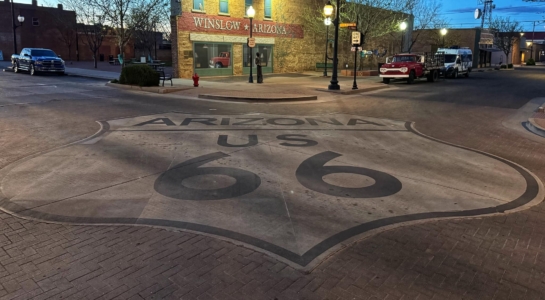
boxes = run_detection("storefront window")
[194,43,233,76]
[264,0,271,18]
[193,0,204,11]
[219,0,229,14]
[243,44,273,74]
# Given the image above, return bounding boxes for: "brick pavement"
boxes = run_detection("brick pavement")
[2,72,545,299]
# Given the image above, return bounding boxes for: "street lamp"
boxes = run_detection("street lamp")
[324,0,340,90]
[323,17,331,77]
[399,21,407,53]
[247,5,255,83]
[10,0,25,55]
[440,28,447,47]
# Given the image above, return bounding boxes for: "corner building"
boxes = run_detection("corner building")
[172,0,322,78]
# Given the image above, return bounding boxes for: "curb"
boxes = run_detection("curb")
[105,82,192,94]
[198,94,318,101]
[315,84,389,95]
[66,72,115,80]
[527,118,545,137]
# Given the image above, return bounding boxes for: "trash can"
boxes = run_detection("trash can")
[99,54,104,62]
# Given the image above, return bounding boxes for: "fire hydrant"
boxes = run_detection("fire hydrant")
[192,73,199,87]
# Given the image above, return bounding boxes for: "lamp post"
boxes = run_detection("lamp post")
[247,6,255,83]
[10,0,25,55]
[323,17,331,77]
[440,28,447,48]
[324,0,340,90]
[399,21,407,53]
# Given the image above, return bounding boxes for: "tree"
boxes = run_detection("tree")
[131,2,169,60]
[46,7,77,61]
[406,0,447,52]
[490,17,523,64]
[91,0,168,66]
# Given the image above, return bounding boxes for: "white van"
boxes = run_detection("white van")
[436,47,473,78]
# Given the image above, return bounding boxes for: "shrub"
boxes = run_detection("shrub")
[119,65,159,86]
[500,64,507,69]
[526,58,536,66]
[508,63,513,69]
[110,79,119,83]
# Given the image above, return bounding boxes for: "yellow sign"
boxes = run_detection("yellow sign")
[340,23,356,28]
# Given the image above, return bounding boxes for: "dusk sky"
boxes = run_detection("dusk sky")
[440,0,545,31]
[14,0,545,31]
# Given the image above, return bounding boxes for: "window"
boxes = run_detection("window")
[193,43,232,70]
[245,0,252,16]
[219,0,228,14]
[264,0,271,18]
[32,17,39,26]
[193,0,204,11]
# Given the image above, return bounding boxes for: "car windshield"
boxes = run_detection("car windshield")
[30,50,57,57]
[392,56,416,62]
[444,54,457,63]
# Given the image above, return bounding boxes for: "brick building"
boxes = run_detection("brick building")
[0,0,135,62]
[171,0,412,78]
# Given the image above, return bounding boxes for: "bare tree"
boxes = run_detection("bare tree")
[91,0,168,66]
[46,7,77,61]
[407,0,447,52]
[131,2,169,60]
[490,16,523,64]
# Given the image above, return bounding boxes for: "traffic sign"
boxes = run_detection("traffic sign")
[247,37,256,48]
[340,23,356,28]
[352,31,362,46]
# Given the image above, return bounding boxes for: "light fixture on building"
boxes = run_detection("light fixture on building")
[247,5,255,83]
[440,28,447,47]
[17,15,24,23]
[399,21,407,52]
[203,45,208,49]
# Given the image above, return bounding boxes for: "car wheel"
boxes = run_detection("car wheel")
[30,64,36,76]
[13,64,20,73]
[453,69,458,79]
[407,71,415,84]
[382,78,390,84]
[215,63,223,68]
[432,69,439,82]
[464,70,469,78]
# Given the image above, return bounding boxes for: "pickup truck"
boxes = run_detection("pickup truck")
[209,52,230,68]
[379,52,445,84]
[11,48,65,76]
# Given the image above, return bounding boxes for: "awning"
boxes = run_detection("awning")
[479,48,502,52]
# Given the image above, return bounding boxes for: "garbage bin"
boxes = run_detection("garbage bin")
[99,54,104,62]
[378,63,385,73]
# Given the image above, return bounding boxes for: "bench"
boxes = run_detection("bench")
[315,62,334,71]
[157,69,172,87]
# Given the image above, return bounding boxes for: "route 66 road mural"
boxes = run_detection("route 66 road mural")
[0,113,542,268]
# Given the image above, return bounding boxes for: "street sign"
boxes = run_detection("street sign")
[340,23,356,28]
[352,31,362,46]
[247,37,256,48]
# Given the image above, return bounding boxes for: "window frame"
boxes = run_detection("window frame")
[264,0,272,19]
[192,0,205,12]
[219,0,229,15]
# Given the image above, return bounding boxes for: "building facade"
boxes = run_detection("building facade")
[173,0,324,78]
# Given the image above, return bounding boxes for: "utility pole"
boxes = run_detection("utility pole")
[479,0,494,29]
[11,0,17,54]
[531,21,535,60]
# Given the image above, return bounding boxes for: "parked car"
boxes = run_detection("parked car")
[436,47,473,78]
[11,48,65,76]
[209,52,231,68]
[379,52,445,84]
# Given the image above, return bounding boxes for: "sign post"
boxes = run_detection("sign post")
[351,16,360,90]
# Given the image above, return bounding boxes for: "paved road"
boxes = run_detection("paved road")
[1,69,545,299]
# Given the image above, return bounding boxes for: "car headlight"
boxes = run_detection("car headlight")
[380,68,387,73]
[61,60,65,64]
[400,67,408,73]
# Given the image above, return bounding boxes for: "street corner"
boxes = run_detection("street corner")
[0,112,542,268]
